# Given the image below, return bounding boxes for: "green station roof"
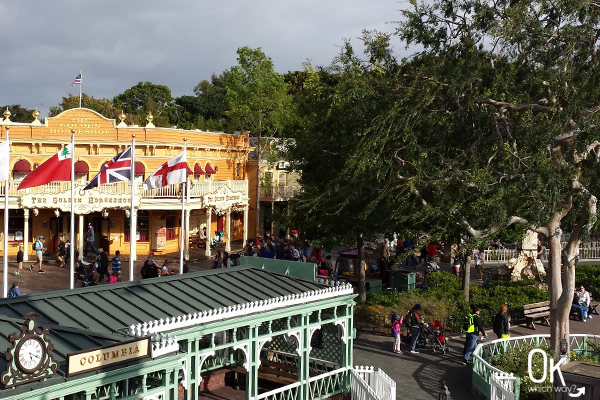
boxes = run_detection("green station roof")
[0,266,329,338]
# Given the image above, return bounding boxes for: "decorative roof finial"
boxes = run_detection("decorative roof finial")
[117,110,127,128]
[145,111,155,128]
[3,107,11,123]
[31,108,42,126]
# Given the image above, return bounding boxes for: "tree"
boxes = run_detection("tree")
[175,73,229,131]
[49,94,119,119]
[348,0,600,356]
[284,33,404,303]
[224,47,294,240]
[114,82,175,127]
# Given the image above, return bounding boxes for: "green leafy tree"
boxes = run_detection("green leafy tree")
[49,94,120,119]
[349,0,600,356]
[224,47,294,239]
[114,82,174,127]
[175,73,229,131]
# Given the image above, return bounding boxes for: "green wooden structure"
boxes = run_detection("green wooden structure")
[0,267,356,400]
[238,256,317,281]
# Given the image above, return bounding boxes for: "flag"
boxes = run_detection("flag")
[17,145,73,190]
[84,147,132,190]
[71,73,82,87]
[143,151,189,190]
[0,140,9,182]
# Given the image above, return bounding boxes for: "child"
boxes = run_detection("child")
[109,271,120,284]
[391,313,403,354]
[15,246,23,276]
[161,260,174,276]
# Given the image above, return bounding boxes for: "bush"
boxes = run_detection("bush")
[576,265,600,297]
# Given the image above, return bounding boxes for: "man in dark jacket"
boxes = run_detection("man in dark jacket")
[462,306,487,365]
[96,248,110,282]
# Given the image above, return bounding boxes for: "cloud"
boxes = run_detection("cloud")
[0,0,401,117]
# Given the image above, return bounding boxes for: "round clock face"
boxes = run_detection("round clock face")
[16,336,44,373]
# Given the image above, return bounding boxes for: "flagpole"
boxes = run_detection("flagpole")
[129,134,136,281]
[3,128,9,298]
[79,68,82,108]
[70,132,75,289]
[180,139,187,274]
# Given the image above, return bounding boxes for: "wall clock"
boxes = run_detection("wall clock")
[1,313,58,388]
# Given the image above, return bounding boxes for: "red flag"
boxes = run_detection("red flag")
[18,145,73,190]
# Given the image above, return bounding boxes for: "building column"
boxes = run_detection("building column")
[271,201,274,235]
[299,314,311,400]
[78,214,84,256]
[204,210,212,258]
[184,209,190,261]
[23,209,29,262]
[243,204,248,245]
[287,205,291,238]
[225,208,231,252]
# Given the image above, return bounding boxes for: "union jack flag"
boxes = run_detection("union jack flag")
[84,147,132,190]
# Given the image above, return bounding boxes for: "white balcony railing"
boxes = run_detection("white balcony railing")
[0,179,248,201]
[260,185,302,200]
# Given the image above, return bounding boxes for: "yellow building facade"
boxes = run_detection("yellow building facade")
[0,107,251,261]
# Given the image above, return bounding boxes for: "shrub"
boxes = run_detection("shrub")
[576,265,600,297]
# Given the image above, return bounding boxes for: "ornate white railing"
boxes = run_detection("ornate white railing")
[0,179,248,200]
[351,366,396,400]
[490,372,516,400]
[129,282,354,337]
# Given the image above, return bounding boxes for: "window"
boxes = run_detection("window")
[236,162,242,177]
[166,215,176,240]
[7,209,32,242]
[124,211,150,242]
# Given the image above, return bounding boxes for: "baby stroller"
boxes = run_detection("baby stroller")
[430,320,448,353]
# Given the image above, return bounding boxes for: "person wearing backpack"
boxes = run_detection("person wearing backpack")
[391,313,403,354]
[8,282,24,297]
[30,236,46,273]
[462,306,487,365]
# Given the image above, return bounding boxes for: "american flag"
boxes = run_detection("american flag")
[71,73,82,87]
[84,147,132,190]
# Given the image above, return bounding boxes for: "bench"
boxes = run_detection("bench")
[570,299,600,320]
[524,301,550,330]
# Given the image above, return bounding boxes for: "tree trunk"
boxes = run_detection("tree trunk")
[254,132,261,240]
[461,252,471,302]
[357,233,366,303]
[547,224,565,356]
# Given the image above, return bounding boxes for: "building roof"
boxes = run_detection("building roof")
[0,267,339,338]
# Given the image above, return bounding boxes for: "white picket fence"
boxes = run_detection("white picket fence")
[477,241,600,262]
[490,372,516,400]
[351,366,396,400]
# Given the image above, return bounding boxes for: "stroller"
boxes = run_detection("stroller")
[430,320,448,353]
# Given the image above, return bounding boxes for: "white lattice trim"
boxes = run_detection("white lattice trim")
[151,333,179,358]
[128,283,354,337]
[233,343,250,370]
[308,325,322,353]
[285,330,302,356]
[197,351,216,383]
[179,357,188,390]
[334,319,348,344]
[257,337,272,367]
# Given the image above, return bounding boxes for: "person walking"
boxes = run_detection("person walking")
[31,236,46,273]
[493,304,511,339]
[391,313,403,354]
[462,306,487,365]
[57,234,66,268]
[111,250,122,279]
[14,246,23,276]
[84,223,99,257]
[96,248,110,282]
[409,304,424,353]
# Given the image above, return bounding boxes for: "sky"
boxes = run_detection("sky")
[0,0,405,118]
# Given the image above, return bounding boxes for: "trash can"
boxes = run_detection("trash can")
[388,270,416,292]
[346,278,383,294]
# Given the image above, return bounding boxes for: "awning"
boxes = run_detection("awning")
[74,161,89,174]
[194,163,204,175]
[205,163,217,175]
[134,161,145,175]
[13,160,31,173]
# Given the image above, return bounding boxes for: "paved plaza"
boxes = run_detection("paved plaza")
[1,246,598,399]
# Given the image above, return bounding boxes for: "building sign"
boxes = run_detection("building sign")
[47,109,115,135]
[66,337,150,377]
[202,185,245,212]
[21,185,141,213]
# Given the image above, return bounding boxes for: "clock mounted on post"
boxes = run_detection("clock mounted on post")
[1,313,58,388]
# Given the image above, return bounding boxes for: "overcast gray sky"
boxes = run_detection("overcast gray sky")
[1,0,403,118]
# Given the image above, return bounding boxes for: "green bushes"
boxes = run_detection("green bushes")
[359,272,549,333]
[576,265,600,296]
